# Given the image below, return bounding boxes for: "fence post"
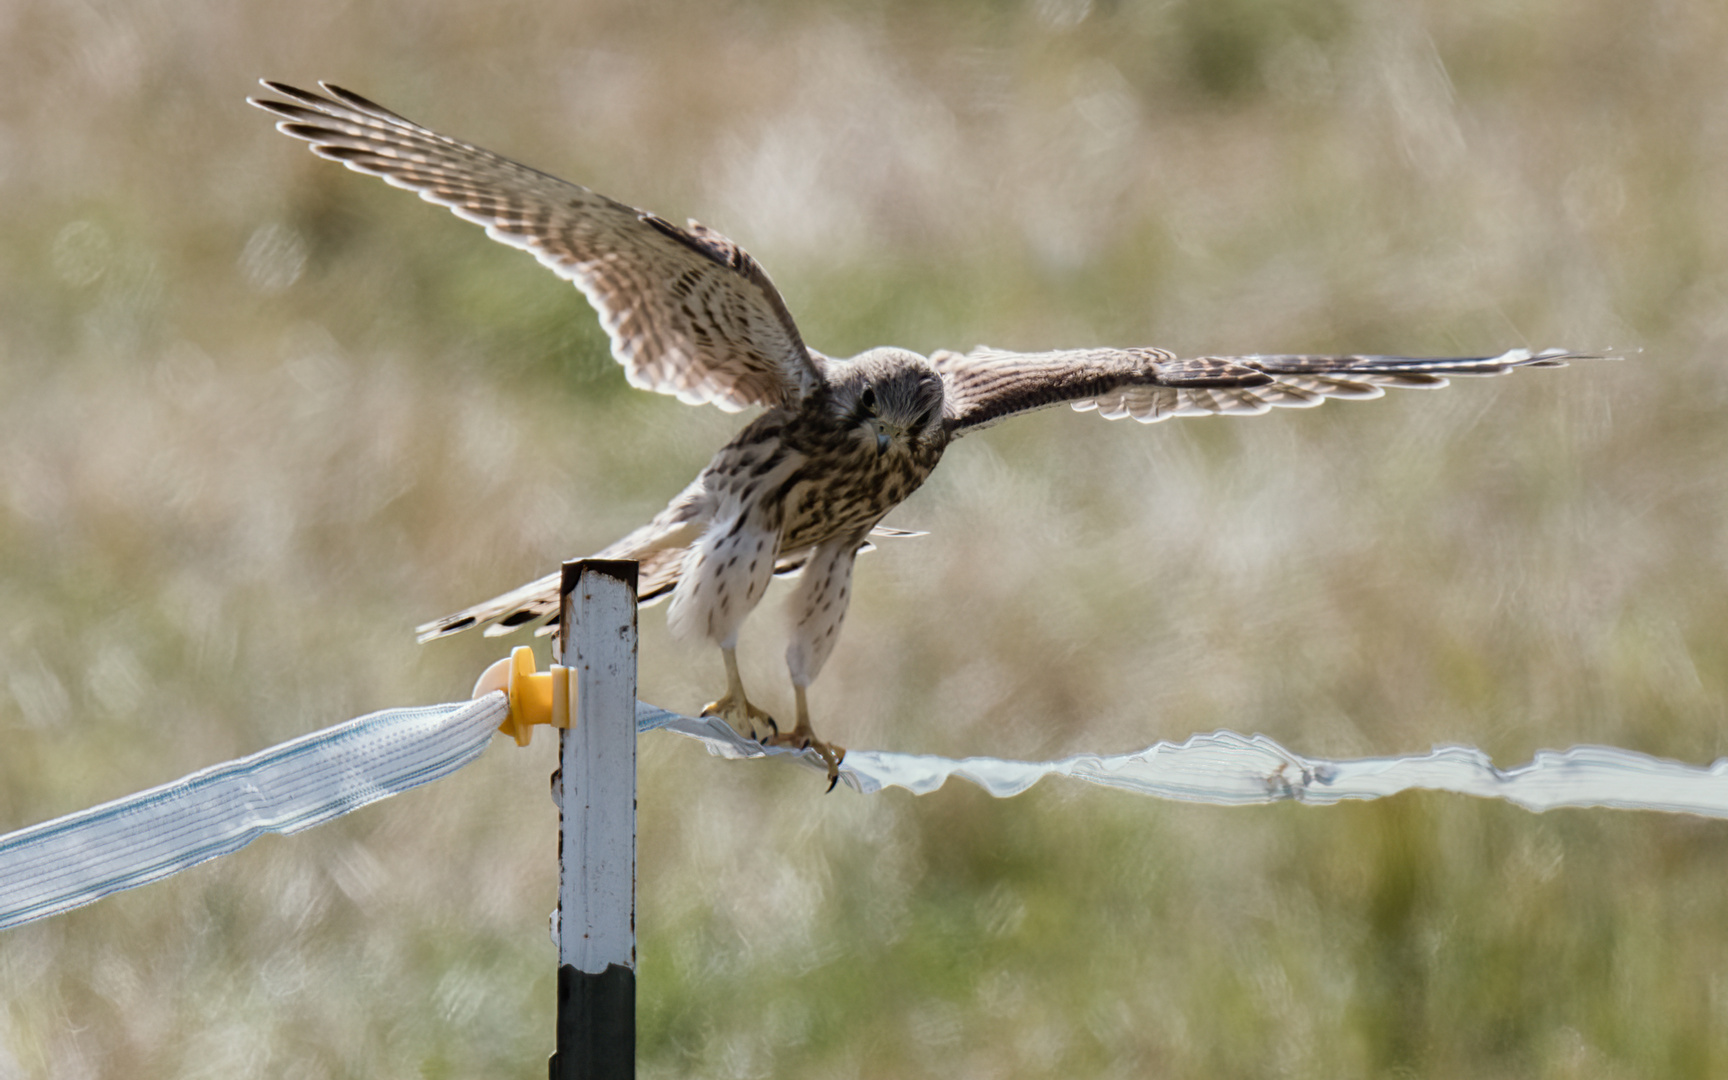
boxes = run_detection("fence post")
[550,559,639,1080]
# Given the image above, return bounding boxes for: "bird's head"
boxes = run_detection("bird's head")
[830,348,947,456]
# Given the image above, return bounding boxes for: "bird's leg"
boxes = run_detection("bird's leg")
[701,646,777,740]
[760,684,846,791]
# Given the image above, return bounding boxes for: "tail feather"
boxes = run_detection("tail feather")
[413,545,684,642]
[415,524,926,642]
[414,568,561,642]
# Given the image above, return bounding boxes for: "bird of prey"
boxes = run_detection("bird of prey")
[251,80,1588,787]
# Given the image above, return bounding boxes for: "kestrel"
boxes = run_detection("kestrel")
[252,81,1589,787]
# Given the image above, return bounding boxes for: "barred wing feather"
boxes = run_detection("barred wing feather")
[250,81,822,412]
[935,346,1586,433]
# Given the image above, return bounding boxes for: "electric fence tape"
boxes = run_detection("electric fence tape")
[6,699,1728,932]
[0,695,509,931]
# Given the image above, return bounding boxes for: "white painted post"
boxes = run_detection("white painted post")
[550,559,638,1080]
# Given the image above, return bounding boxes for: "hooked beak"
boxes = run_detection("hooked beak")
[876,431,890,455]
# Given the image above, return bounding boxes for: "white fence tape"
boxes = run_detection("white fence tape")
[642,706,1728,816]
[6,697,1728,932]
[0,694,508,931]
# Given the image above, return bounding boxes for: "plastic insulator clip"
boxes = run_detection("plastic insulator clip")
[471,646,573,747]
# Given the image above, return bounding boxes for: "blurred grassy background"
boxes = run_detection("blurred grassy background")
[3,0,1727,1076]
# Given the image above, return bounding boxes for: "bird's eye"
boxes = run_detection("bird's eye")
[859,387,877,413]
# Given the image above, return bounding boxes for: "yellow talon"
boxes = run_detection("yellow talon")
[701,691,777,740]
[701,646,779,738]
[756,684,845,790]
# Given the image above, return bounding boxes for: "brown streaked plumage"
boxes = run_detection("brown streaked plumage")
[251,81,1596,787]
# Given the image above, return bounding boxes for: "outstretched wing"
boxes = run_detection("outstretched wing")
[250,81,824,412]
[933,345,1590,435]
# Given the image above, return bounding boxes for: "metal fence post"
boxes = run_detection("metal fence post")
[550,559,639,1080]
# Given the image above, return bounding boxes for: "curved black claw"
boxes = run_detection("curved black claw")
[753,721,780,744]
[825,772,840,793]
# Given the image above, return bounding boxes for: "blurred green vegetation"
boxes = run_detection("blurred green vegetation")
[3,0,1727,1076]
